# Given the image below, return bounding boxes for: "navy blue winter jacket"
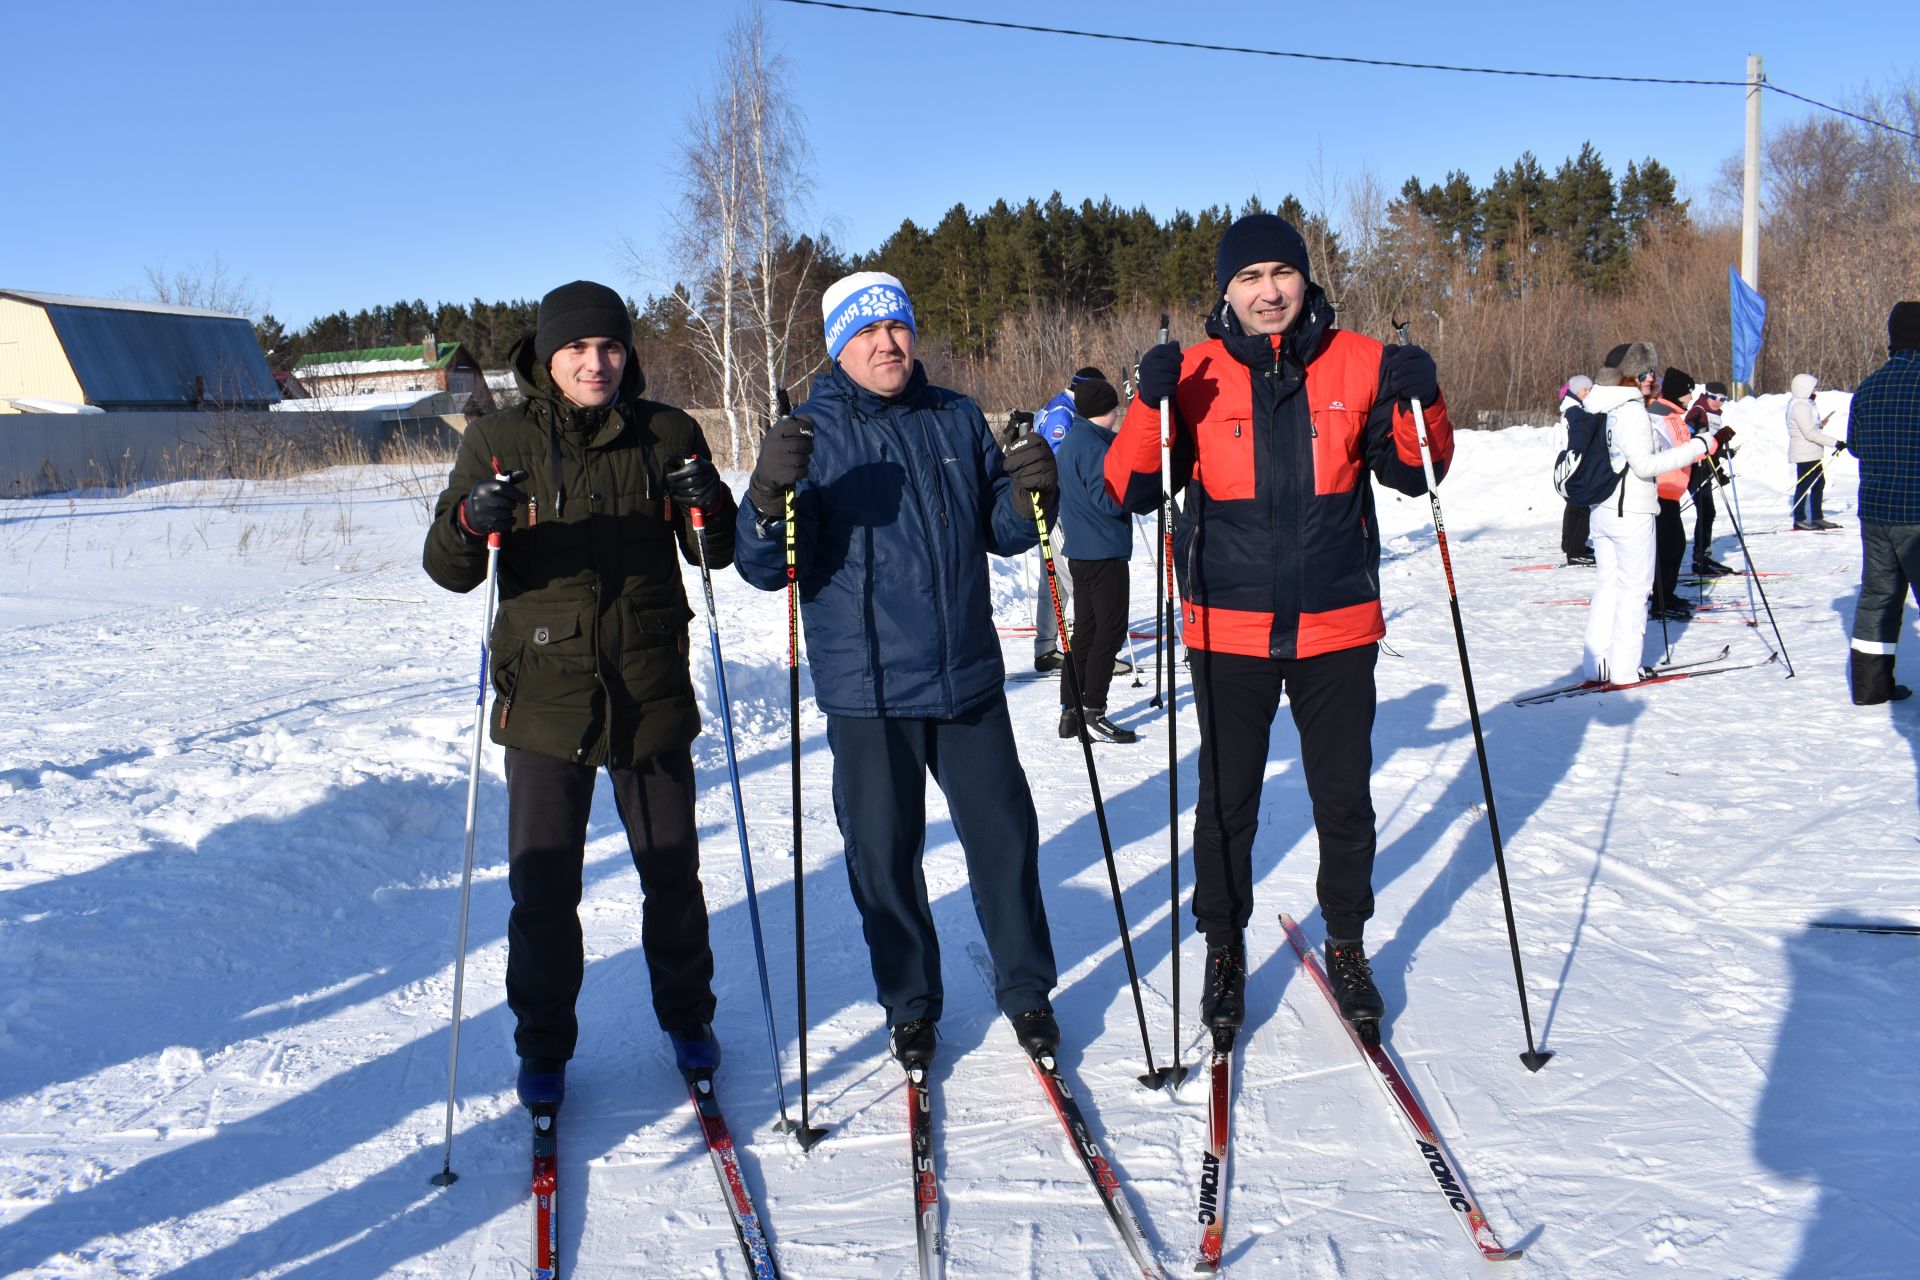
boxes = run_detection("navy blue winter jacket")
[734,361,1046,718]
[1055,414,1130,560]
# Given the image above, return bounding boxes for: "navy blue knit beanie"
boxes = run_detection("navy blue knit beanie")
[1890,301,1920,352]
[1215,214,1312,290]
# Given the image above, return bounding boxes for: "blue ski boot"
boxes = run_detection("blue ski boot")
[516,1057,566,1110]
[668,1023,721,1076]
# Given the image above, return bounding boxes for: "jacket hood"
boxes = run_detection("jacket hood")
[1204,281,1335,369]
[1585,384,1644,414]
[509,333,647,407]
[1790,373,1818,399]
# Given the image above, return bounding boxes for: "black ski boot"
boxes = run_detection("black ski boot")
[668,1023,721,1076]
[889,1017,938,1071]
[1199,940,1246,1040]
[1082,708,1139,744]
[1058,706,1081,739]
[1009,1007,1060,1059]
[1324,939,1385,1045]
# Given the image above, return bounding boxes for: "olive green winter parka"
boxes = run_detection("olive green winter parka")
[423,337,736,767]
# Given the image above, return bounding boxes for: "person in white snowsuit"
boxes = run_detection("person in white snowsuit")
[1582,342,1734,684]
[1787,372,1845,529]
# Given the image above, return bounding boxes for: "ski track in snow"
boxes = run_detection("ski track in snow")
[3,394,1918,1278]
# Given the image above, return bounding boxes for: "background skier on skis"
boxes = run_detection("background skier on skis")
[422,279,734,1109]
[733,271,1063,1071]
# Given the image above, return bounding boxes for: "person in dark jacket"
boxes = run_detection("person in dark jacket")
[734,272,1062,1070]
[1104,213,1454,1045]
[1558,375,1599,565]
[1648,368,1696,619]
[1052,374,1136,743]
[1847,301,1920,704]
[1029,367,1107,670]
[1684,381,1737,576]
[423,280,735,1109]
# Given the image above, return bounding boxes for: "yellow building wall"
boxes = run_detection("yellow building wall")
[0,299,87,412]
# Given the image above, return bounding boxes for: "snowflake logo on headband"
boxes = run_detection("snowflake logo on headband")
[856,286,905,316]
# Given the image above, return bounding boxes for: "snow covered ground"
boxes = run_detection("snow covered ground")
[3,392,1916,1279]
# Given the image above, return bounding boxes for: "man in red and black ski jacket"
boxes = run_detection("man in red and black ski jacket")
[1103,213,1453,1039]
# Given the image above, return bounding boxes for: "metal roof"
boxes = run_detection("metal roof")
[0,288,246,321]
[4,291,280,407]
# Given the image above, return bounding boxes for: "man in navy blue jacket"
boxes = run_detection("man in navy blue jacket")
[1053,373,1138,743]
[734,272,1063,1069]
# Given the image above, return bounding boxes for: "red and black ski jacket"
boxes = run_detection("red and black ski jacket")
[1104,289,1454,660]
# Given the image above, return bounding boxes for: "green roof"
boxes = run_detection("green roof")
[294,341,460,371]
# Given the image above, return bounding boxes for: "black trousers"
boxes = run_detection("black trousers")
[1560,502,1591,558]
[1191,644,1378,943]
[1654,498,1686,607]
[1691,469,1716,563]
[1061,557,1129,711]
[505,745,715,1062]
[826,696,1056,1027]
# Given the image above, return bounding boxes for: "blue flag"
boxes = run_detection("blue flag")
[1729,266,1767,385]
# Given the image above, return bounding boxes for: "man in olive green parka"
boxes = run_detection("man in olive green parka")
[424,280,735,1108]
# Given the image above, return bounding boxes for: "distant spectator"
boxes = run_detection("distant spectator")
[1052,374,1137,743]
[1030,367,1110,670]
[1788,373,1844,530]
[1558,375,1599,566]
[1846,301,1920,704]
[1683,381,1737,576]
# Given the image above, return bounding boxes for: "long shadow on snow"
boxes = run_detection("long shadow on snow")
[0,775,788,1277]
[1753,915,1920,1278]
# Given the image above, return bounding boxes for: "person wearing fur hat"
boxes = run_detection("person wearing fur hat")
[1844,301,1920,704]
[1648,368,1698,619]
[423,279,737,1108]
[1052,373,1137,743]
[733,271,1063,1070]
[1104,212,1452,1045]
[1582,342,1734,686]
[1028,366,1110,671]
[1787,372,1845,530]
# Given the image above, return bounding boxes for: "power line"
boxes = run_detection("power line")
[771,0,1919,141]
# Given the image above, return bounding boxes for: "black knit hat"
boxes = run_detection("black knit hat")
[1660,367,1694,403]
[1072,376,1119,420]
[1890,301,1920,352]
[535,280,634,364]
[1215,214,1312,290]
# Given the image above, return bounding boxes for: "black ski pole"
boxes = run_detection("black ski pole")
[686,477,800,1135]
[1029,484,1173,1089]
[1392,319,1552,1072]
[1715,450,1795,676]
[774,387,827,1149]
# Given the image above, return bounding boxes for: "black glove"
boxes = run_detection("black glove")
[458,469,530,541]
[1834,439,1850,455]
[665,454,723,511]
[748,414,815,519]
[1136,341,1182,406]
[1712,425,1736,452]
[1003,432,1058,511]
[1380,343,1440,406]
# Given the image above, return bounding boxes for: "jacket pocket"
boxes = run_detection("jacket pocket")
[617,601,695,710]
[1193,415,1256,501]
[491,604,594,731]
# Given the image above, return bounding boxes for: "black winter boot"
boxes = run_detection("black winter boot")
[1058,707,1081,739]
[1009,1007,1060,1059]
[1324,939,1385,1042]
[1199,940,1246,1034]
[1851,650,1913,705]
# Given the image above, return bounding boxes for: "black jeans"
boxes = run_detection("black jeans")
[1190,644,1378,943]
[1561,502,1591,558]
[505,746,715,1062]
[826,696,1056,1027]
[1061,557,1129,710]
[1654,498,1686,607]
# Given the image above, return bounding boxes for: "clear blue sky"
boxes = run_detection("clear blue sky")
[5,1,1911,329]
